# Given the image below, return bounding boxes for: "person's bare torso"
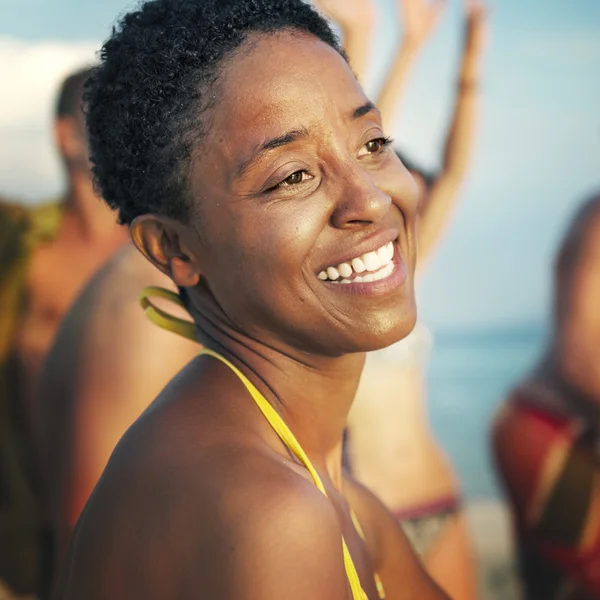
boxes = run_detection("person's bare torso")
[348,364,457,511]
[36,244,198,569]
[13,219,124,441]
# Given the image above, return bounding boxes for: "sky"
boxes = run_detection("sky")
[1,0,599,330]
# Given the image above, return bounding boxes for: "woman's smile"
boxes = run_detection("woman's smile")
[316,239,407,296]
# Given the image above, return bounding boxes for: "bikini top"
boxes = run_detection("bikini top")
[139,286,385,600]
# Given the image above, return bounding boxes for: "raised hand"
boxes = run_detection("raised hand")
[464,0,490,56]
[398,0,447,48]
[312,0,377,28]
[465,0,487,15]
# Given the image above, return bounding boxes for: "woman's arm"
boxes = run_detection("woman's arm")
[376,0,447,130]
[417,0,489,262]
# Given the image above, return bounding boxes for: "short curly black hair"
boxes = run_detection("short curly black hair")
[85,0,342,225]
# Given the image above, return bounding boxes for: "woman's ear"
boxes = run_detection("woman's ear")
[131,215,201,287]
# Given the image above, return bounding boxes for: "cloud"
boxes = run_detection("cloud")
[0,36,99,201]
[0,36,99,129]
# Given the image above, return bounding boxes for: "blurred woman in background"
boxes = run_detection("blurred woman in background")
[314,0,489,597]
[493,192,600,600]
[0,68,126,599]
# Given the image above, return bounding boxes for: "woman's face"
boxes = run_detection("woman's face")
[186,31,418,356]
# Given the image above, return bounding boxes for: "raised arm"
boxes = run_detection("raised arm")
[417,0,489,262]
[375,0,447,131]
[312,0,378,85]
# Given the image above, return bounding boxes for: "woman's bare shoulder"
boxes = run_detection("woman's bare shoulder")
[55,408,347,599]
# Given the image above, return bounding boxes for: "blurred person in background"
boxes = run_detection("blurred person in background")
[493,192,600,600]
[36,245,198,591]
[0,68,127,598]
[315,0,488,597]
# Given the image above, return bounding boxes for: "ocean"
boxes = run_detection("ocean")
[427,323,547,501]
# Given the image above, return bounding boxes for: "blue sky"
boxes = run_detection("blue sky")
[1,0,599,329]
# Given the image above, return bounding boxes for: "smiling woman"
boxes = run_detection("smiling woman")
[53,1,445,599]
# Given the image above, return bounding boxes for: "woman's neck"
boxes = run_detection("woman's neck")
[189,291,365,485]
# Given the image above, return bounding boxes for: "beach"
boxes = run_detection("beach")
[467,500,522,599]
[427,322,545,599]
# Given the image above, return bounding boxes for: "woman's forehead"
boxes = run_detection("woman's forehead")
[226,36,359,114]
[204,32,368,156]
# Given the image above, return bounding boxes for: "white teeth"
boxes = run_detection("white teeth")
[378,243,393,264]
[320,241,396,283]
[338,262,353,278]
[372,260,394,281]
[351,257,366,273]
[327,266,340,280]
[363,251,381,271]
[385,242,395,261]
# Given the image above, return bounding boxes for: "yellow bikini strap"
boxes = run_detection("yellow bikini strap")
[139,286,198,342]
[198,347,369,600]
[199,349,325,489]
[350,511,386,599]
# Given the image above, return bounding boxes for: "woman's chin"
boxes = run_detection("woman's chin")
[353,312,418,354]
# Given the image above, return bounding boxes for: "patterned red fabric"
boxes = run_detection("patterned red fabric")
[496,393,600,596]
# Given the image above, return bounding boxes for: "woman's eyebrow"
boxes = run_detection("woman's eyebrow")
[352,101,379,121]
[235,127,309,179]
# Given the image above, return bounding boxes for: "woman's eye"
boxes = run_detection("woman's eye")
[359,136,393,157]
[272,170,312,190]
[283,171,305,185]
